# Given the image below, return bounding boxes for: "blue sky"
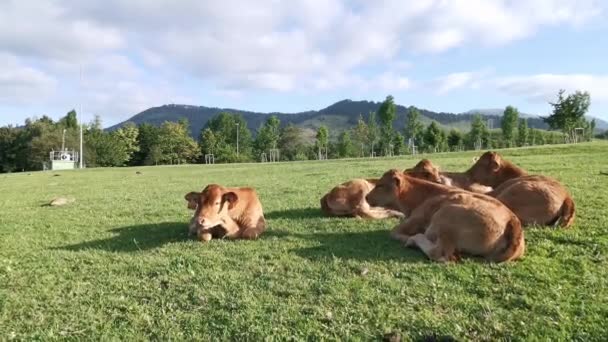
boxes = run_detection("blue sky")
[1,0,607,127]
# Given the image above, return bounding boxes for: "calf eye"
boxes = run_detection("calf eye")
[215,201,220,205]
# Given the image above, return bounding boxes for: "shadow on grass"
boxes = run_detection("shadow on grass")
[265,207,324,220]
[286,229,426,263]
[57,222,294,253]
[57,221,188,253]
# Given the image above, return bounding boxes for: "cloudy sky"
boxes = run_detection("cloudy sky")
[1,0,607,127]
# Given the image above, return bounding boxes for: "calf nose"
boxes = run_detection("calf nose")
[197,217,206,226]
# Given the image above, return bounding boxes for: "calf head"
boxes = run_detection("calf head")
[184,184,238,229]
[466,151,508,186]
[404,159,442,184]
[366,169,406,210]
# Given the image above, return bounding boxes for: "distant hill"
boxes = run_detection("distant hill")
[108,100,607,139]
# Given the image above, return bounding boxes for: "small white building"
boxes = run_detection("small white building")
[45,150,80,171]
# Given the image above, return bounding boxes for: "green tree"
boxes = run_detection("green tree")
[377,95,396,155]
[404,106,424,152]
[447,129,464,151]
[316,125,329,159]
[467,115,487,149]
[501,106,519,147]
[589,119,596,141]
[279,124,310,161]
[352,114,369,157]
[59,110,79,129]
[423,122,443,152]
[517,118,528,147]
[132,123,160,166]
[393,132,405,155]
[199,128,218,157]
[367,111,379,156]
[112,123,139,164]
[0,126,19,172]
[254,115,281,157]
[205,112,253,162]
[337,131,355,158]
[156,120,201,164]
[545,89,591,142]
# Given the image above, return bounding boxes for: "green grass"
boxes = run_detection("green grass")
[1,142,608,340]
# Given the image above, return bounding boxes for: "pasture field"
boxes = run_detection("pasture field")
[1,142,608,340]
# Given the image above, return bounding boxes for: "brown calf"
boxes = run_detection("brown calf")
[185,184,266,241]
[467,152,575,228]
[319,168,443,220]
[406,159,492,193]
[366,169,525,262]
[320,178,404,219]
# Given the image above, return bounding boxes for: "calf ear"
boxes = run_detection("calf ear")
[184,192,199,210]
[391,171,402,188]
[221,192,238,210]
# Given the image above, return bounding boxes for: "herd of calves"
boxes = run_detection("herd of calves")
[184,151,575,263]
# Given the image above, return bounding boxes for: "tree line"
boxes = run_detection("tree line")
[0,89,599,173]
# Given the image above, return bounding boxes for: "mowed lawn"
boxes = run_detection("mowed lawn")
[1,142,608,340]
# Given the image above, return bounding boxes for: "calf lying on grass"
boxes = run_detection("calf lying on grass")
[467,152,576,228]
[406,159,492,193]
[185,184,266,241]
[320,170,442,219]
[366,169,525,262]
[320,179,404,219]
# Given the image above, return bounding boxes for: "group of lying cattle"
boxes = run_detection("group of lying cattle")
[184,151,575,263]
[321,151,575,262]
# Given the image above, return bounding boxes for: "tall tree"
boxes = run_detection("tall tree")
[393,132,405,155]
[0,126,19,172]
[199,128,218,158]
[468,114,487,149]
[315,125,329,159]
[517,118,528,147]
[112,123,139,164]
[352,114,369,157]
[377,95,397,155]
[447,129,464,150]
[423,122,443,152]
[280,124,310,161]
[367,111,379,156]
[205,112,253,162]
[59,110,79,129]
[404,106,424,152]
[156,120,201,164]
[254,115,281,157]
[545,89,591,142]
[337,131,355,158]
[132,123,160,166]
[501,106,519,147]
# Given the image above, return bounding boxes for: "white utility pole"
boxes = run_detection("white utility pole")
[79,65,84,169]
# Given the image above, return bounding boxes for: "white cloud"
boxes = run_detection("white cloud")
[495,74,608,102]
[0,54,57,104]
[0,0,605,124]
[429,71,608,105]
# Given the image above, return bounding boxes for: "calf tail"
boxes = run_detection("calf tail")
[491,216,525,262]
[240,217,266,240]
[554,196,576,228]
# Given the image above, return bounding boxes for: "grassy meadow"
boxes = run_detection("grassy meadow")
[1,142,608,340]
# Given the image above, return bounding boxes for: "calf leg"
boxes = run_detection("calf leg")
[390,215,428,243]
[240,217,266,240]
[407,232,458,262]
[356,207,404,219]
[221,217,242,239]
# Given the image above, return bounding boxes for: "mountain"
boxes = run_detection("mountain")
[108,100,607,138]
